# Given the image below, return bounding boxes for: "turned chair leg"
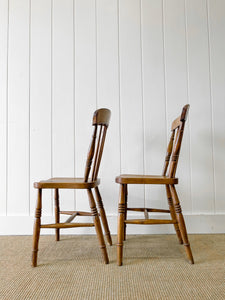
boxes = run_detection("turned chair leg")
[94,187,112,246]
[54,188,60,241]
[170,185,194,264]
[87,189,109,264]
[165,185,183,244]
[117,184,126,266]
[32,189,42,267]
[124,184,128,241]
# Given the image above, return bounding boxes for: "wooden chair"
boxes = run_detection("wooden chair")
[32,108,112,267]
[116,104,194,265]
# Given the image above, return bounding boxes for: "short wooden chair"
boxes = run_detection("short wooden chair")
[32,108,112,267]
[116,104,194,265]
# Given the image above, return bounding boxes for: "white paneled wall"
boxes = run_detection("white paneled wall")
[0,0,224,234]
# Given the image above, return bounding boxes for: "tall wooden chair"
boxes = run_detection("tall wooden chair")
[116,104,194,265]
[32,108,112,267]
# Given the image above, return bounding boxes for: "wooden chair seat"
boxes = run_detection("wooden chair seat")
[116,105,194,266]
[32,108,112,267]
[115,175,178,185]
[34,178,100,189]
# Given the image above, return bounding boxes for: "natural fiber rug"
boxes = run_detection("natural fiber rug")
[0,234,224,299]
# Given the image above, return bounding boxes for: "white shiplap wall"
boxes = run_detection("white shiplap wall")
[0,0,224,234]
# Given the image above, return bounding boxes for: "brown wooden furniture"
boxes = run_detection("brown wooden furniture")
[116,104,194,265]
[32,108,112,267]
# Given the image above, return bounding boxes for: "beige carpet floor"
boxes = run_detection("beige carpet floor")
[0,234,224,300]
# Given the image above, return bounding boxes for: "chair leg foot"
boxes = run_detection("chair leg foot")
[87,189,109,264]
[94,187,112,246]
[100,245,109,264]
[117,184,126,266]
[55,230,60,242]
[184,244,194,264]
[54,188,60,241]
[170,185,194,264]
[117,243,123,266]
[32,250,38,267]
[32,189,42,267]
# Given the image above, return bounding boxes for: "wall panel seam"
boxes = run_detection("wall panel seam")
[73,0,77,211]
[117,0,122,174]
[140,0,146,207]
[206,0,216,213]
[6,0,10,216]
[50,0,53,215]
[162,0,168,145]
[73,0,76,209]
[95,0,98,109]
[184,0,193,213]
[28,0,31,216]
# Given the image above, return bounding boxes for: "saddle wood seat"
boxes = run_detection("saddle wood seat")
[116,175,178,185]
[34,178,100,189]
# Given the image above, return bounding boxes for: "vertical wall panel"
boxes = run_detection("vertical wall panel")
[7,0,30,215]
[96,0,120,214]
[186,0,215,213]
[208,0,225,213]
[52,0,75,212]
[163,0,191,212]
[142,0,167,211]
[0,0,8,216]
[30,0,52,216]
[75,0,97,214]
[119,0,144,208]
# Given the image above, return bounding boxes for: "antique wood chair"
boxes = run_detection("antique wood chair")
[32,108,112,267]
[116,104,194,266]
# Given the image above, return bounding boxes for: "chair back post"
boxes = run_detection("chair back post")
[84,108,111,182]
[162,130,175,176]
[91,125,107,181]
[163,105,190,178]
[84,125,98,182]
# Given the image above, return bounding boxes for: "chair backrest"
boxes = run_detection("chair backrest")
[162,104,190,178]
[84,108,111,182]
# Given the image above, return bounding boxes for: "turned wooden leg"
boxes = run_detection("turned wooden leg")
[94,187,112,246]
[87,189,109,264]
[165,185,183,244]
[124,184,128,241]
[170,185,194,264]
[117,184,125,266]
[32,189,42,267]
[54,188,60,241]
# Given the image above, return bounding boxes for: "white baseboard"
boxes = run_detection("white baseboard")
[0,213,224,235]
